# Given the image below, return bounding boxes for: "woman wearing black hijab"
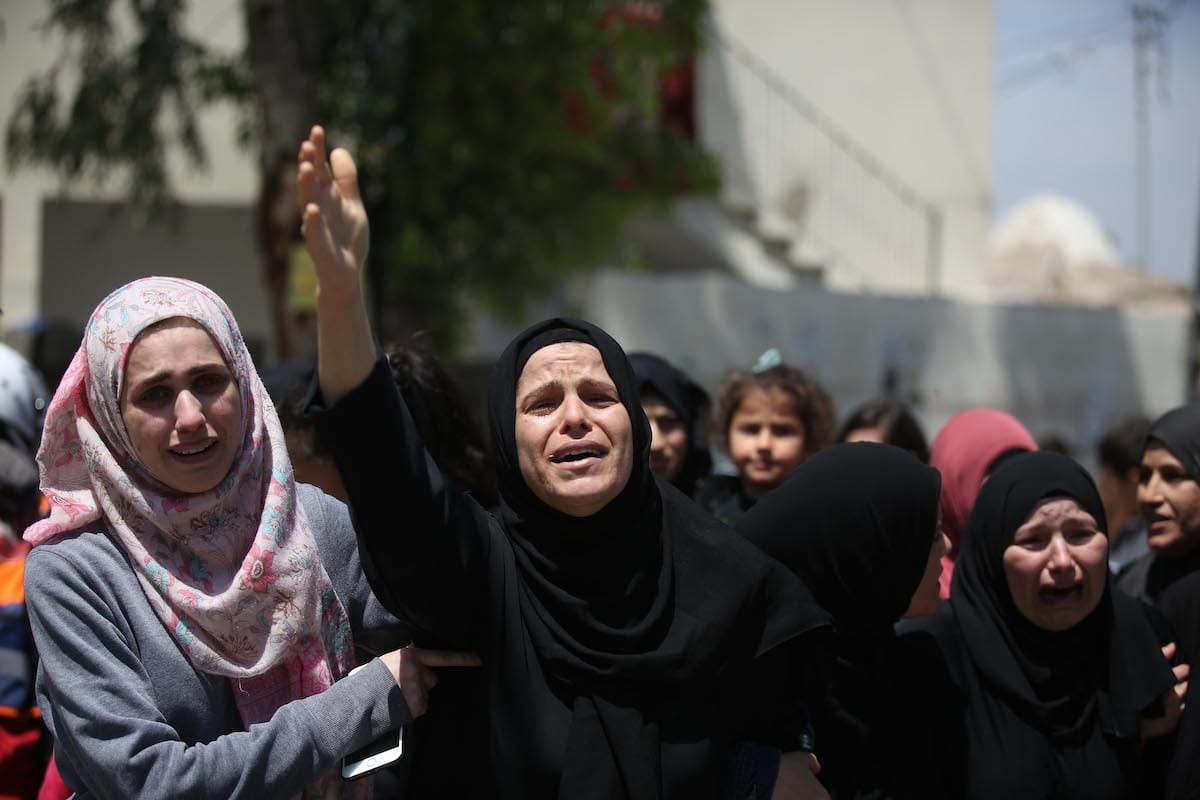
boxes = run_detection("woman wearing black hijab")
[297,127,833,799]
[1117,403,1200,602]
[1158,570,1200,799]
[900,451,1179,799]
[737,443,947,799]
[629,352,712,497]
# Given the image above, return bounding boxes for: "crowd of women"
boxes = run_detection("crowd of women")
[5,125,1199,799]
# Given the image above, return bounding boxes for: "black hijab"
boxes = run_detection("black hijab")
[736,443,942,799]
[629,352,713,497]
[950,451,1174,742]
[487,318,831,800]
[1139,405,1200,595]
[737,442,940,633]
[1148,404,1200,483]
[1150,407,1200,800]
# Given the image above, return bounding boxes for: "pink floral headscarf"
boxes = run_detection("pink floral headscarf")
[26,277,356,736]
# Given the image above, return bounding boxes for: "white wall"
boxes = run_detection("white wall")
[0,0,256,333]
[700,0,993,295]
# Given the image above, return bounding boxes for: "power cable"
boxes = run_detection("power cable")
[997,7,1128,62]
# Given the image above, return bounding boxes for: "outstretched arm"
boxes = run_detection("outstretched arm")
[297,125,376,404]
[298,125,492,645]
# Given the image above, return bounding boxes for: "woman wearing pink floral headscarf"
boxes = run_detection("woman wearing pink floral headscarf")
[23,277,474,799]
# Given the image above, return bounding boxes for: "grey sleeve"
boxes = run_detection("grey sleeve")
[298,483,411,659]
[26,547,410,800]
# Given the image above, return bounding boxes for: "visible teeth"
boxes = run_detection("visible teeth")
[554,451,598,463]
[173,443,213,456]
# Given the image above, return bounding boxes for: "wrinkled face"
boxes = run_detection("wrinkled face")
[1002,497,1108,632]
[121,320,243,494]
[903,508,948,619]
[728,387,806,497]
[643,394,688,482]
[1138,444,1200,556]
[515,342,634,517]
[844,426,885,445]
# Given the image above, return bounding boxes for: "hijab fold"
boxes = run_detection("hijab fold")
[488,318,830,798]
[950,451,1173,741]
[738,442,940,633]
[26,278,357,794]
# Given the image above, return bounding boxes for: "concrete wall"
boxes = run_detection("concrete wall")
[700,0,993,295]
[469,270,1187,465]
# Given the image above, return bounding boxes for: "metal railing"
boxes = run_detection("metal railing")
[701,21,943,293]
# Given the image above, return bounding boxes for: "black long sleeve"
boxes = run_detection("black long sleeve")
[308,356,492,649]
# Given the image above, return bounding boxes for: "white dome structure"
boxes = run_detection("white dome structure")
[980,192,1180,306]
[990,193,1121,270]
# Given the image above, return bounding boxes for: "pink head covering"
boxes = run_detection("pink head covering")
[929,408,1037,599]
[26,277,356,733]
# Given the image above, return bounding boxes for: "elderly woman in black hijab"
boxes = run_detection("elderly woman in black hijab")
[629,352,712,497]
[737,443,947,799]
[297,127,833,799]
[899,451,1182,799]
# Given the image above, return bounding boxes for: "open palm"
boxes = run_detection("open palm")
[297,125,369,290]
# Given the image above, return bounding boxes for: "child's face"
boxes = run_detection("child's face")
[728,387,807,498]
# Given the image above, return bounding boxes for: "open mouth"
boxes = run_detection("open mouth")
[550,449,603,464]
[170,441,217,459]
[1039,585,1083,604]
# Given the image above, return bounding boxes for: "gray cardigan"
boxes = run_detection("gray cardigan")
[25,484,411,799]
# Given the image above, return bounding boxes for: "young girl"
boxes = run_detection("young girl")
[697,349,834,524]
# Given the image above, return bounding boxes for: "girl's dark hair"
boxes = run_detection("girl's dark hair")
[386,344,498,508]
[715,363,835,455]
[837,399,930,463]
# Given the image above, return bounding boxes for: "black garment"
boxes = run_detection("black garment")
[1116,547,1200,604]
[1118,404,1200,603]
[693,474,754,526]
[1158,571,1200,800]
[629,352,712,498]
[899,452,1176,799]
[313,317,831,800]
[736,442,941,799]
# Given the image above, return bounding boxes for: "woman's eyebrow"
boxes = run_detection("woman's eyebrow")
[578,376,617,392]
[128,362,227,391]
[518,379,562,406]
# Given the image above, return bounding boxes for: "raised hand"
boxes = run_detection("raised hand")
[297,125,369,296]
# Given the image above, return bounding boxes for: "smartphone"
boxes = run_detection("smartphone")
[341,665,405,780]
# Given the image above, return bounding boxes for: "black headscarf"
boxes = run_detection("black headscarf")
[737,442,940,633]
[1148,404,1200,570]
[950,451,1174,742]
[1150,407,1200,800]
[736,443,942,799]
[487,318,831,800]
[1148,404,1200,483]
[629,352,713,497]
